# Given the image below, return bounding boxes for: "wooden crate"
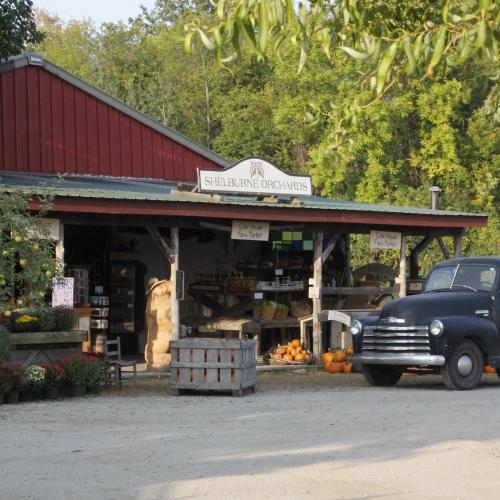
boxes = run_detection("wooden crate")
[170,338,256,396]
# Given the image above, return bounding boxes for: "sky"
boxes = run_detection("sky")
[34,0,157,25]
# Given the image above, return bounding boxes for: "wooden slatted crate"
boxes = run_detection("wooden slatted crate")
[170,338,256,396]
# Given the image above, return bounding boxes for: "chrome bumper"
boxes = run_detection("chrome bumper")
[352,353,445,366]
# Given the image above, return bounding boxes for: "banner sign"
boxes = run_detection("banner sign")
[231,220,270,241]
[198,158,312,196]
[369,230,402,250]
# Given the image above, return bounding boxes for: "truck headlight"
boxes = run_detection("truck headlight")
[350,320,362,336]
[429,319,444,337]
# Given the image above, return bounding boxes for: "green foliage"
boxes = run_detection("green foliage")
[0,0,44,58]
[0,191,60,315]
[0,325,10,362]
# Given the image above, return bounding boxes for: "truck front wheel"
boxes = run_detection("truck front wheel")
[441,340,483,390]
[362,365,402,387]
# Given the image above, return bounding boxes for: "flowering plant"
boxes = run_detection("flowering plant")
[9,311,40,333]
[0,362,26,391]
[25,365,46,390]
[40,363,66,388]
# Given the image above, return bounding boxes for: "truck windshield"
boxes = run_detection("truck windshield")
[425,265,497,292]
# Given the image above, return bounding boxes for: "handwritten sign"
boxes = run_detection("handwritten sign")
[52,278,74,308]
[231,220,270,241]
[369,230,402,250]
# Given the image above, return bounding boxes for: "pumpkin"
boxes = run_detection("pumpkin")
[333,350,347,362]
[282,354,293,361]
[324,361,343,374]
[342,362,353,374]
[294,353,305,362]
[276,347,287,355]
[303,353,311,362]
[295,345,303,353]
[484,364,497,374]
[291,339,301,347]
[321,352,335,365]
[274,353,283,359]
[346,347,354,355]
[289,348,298,357]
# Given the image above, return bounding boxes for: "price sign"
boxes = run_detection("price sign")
[52,278,74,308]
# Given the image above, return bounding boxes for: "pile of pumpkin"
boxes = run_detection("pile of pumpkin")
[321,348,354,374]
[484,364,497,374]
[270,339,312,364]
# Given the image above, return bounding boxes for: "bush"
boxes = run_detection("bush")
[54,307,77,331]
[0,362,26,391]
[25,365,46,391]
[40,363,66,388]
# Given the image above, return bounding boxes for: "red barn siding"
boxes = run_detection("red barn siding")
[0,65,221,181]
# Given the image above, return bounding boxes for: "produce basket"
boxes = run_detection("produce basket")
[265,340,313,365]
[269,354,313,366]
[290,300,312,318]
[273,304,289,321]
[259,301,277,320]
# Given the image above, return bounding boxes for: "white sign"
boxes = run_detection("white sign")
[198,158,312,196]
[308,287,320,299]
[231,220,270,241]
[327,310,352,326]
[369,230,402,250]
[52,277,74,308]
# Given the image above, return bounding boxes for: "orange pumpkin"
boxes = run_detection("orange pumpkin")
[289,348,297,357]
[276,347,287,355]
[274,353,283,359]
[282,354,293,361]
[295,345,303,353]
[342,361,353,374]
[346,347,354,355]
[333,350,347,362]
[325,361,343,374]
[291,339,301,347]
[484,364,497,374]
[294,353,305,362]
[321,352,335,365]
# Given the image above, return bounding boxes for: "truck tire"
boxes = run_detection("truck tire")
[441,340,483,390]
[362,365,402,387]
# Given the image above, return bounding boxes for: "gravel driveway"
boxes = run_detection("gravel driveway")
[1,372,500,500]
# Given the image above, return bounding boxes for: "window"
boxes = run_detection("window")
[425,264,497,292]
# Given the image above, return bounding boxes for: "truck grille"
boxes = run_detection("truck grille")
[362,326,430,353]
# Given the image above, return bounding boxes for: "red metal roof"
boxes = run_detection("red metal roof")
[0,54,228,182]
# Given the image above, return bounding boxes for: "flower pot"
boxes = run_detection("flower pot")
[45,386,60,400]
[21,390,33,402]
[70,384,87,398]
[5,390,20,404]
[87,385,103,395]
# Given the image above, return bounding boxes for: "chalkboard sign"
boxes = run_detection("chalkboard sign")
[52,278,75,308]
[176,271,184,301]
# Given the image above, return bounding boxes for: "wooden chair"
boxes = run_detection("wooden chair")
[104,337,138,387]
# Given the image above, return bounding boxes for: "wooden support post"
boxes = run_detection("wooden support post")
[436,236,450,259]
[399,237,407,298]
[453,232,463,258]
[312,232,323,361]
[170,226,180,341]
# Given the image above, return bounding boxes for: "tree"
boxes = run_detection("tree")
[0,0,44,59]
[0,191,59,315]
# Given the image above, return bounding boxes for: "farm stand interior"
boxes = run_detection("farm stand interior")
[0,54,487,363]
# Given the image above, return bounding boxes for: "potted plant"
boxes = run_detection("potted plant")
[83,353,106,394]
[0,366,14,404]
[53,307,77,331]
[22,365,46,401]
[1,362,26,404]
[63,356,89,397]
[40,363,66,399]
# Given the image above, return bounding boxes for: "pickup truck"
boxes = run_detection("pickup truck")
[351,257,500,390]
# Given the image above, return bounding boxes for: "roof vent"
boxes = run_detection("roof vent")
[429,185,442,210]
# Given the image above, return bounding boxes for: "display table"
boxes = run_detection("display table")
[9,330,87,366]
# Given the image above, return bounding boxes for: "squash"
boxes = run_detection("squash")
[346,347,354,356]
[295,345,303,353]
[294,353,305,362]
[333,350,347,362]
[274,353,283,359]
[291,339,301,347]
[324,361,343,374]
[289,348,297,357]
[321,351,335,365]
[276,347,287,355]
[484,364,497,374]
[342,361,353,374]
[282,354,293,361]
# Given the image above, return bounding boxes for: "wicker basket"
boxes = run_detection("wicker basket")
[269,353,313,366]
[273,306,289,321]
[290,300,312,318]
[259,303,277,321]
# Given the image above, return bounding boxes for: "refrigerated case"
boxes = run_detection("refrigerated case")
[109,262,138,353]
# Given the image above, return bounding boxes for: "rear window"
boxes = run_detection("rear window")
[425,264,497,292]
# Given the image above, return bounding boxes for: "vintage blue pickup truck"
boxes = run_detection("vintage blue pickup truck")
[351,257,500,390]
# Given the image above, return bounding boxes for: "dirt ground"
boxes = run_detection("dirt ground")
[1,370,500,500]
